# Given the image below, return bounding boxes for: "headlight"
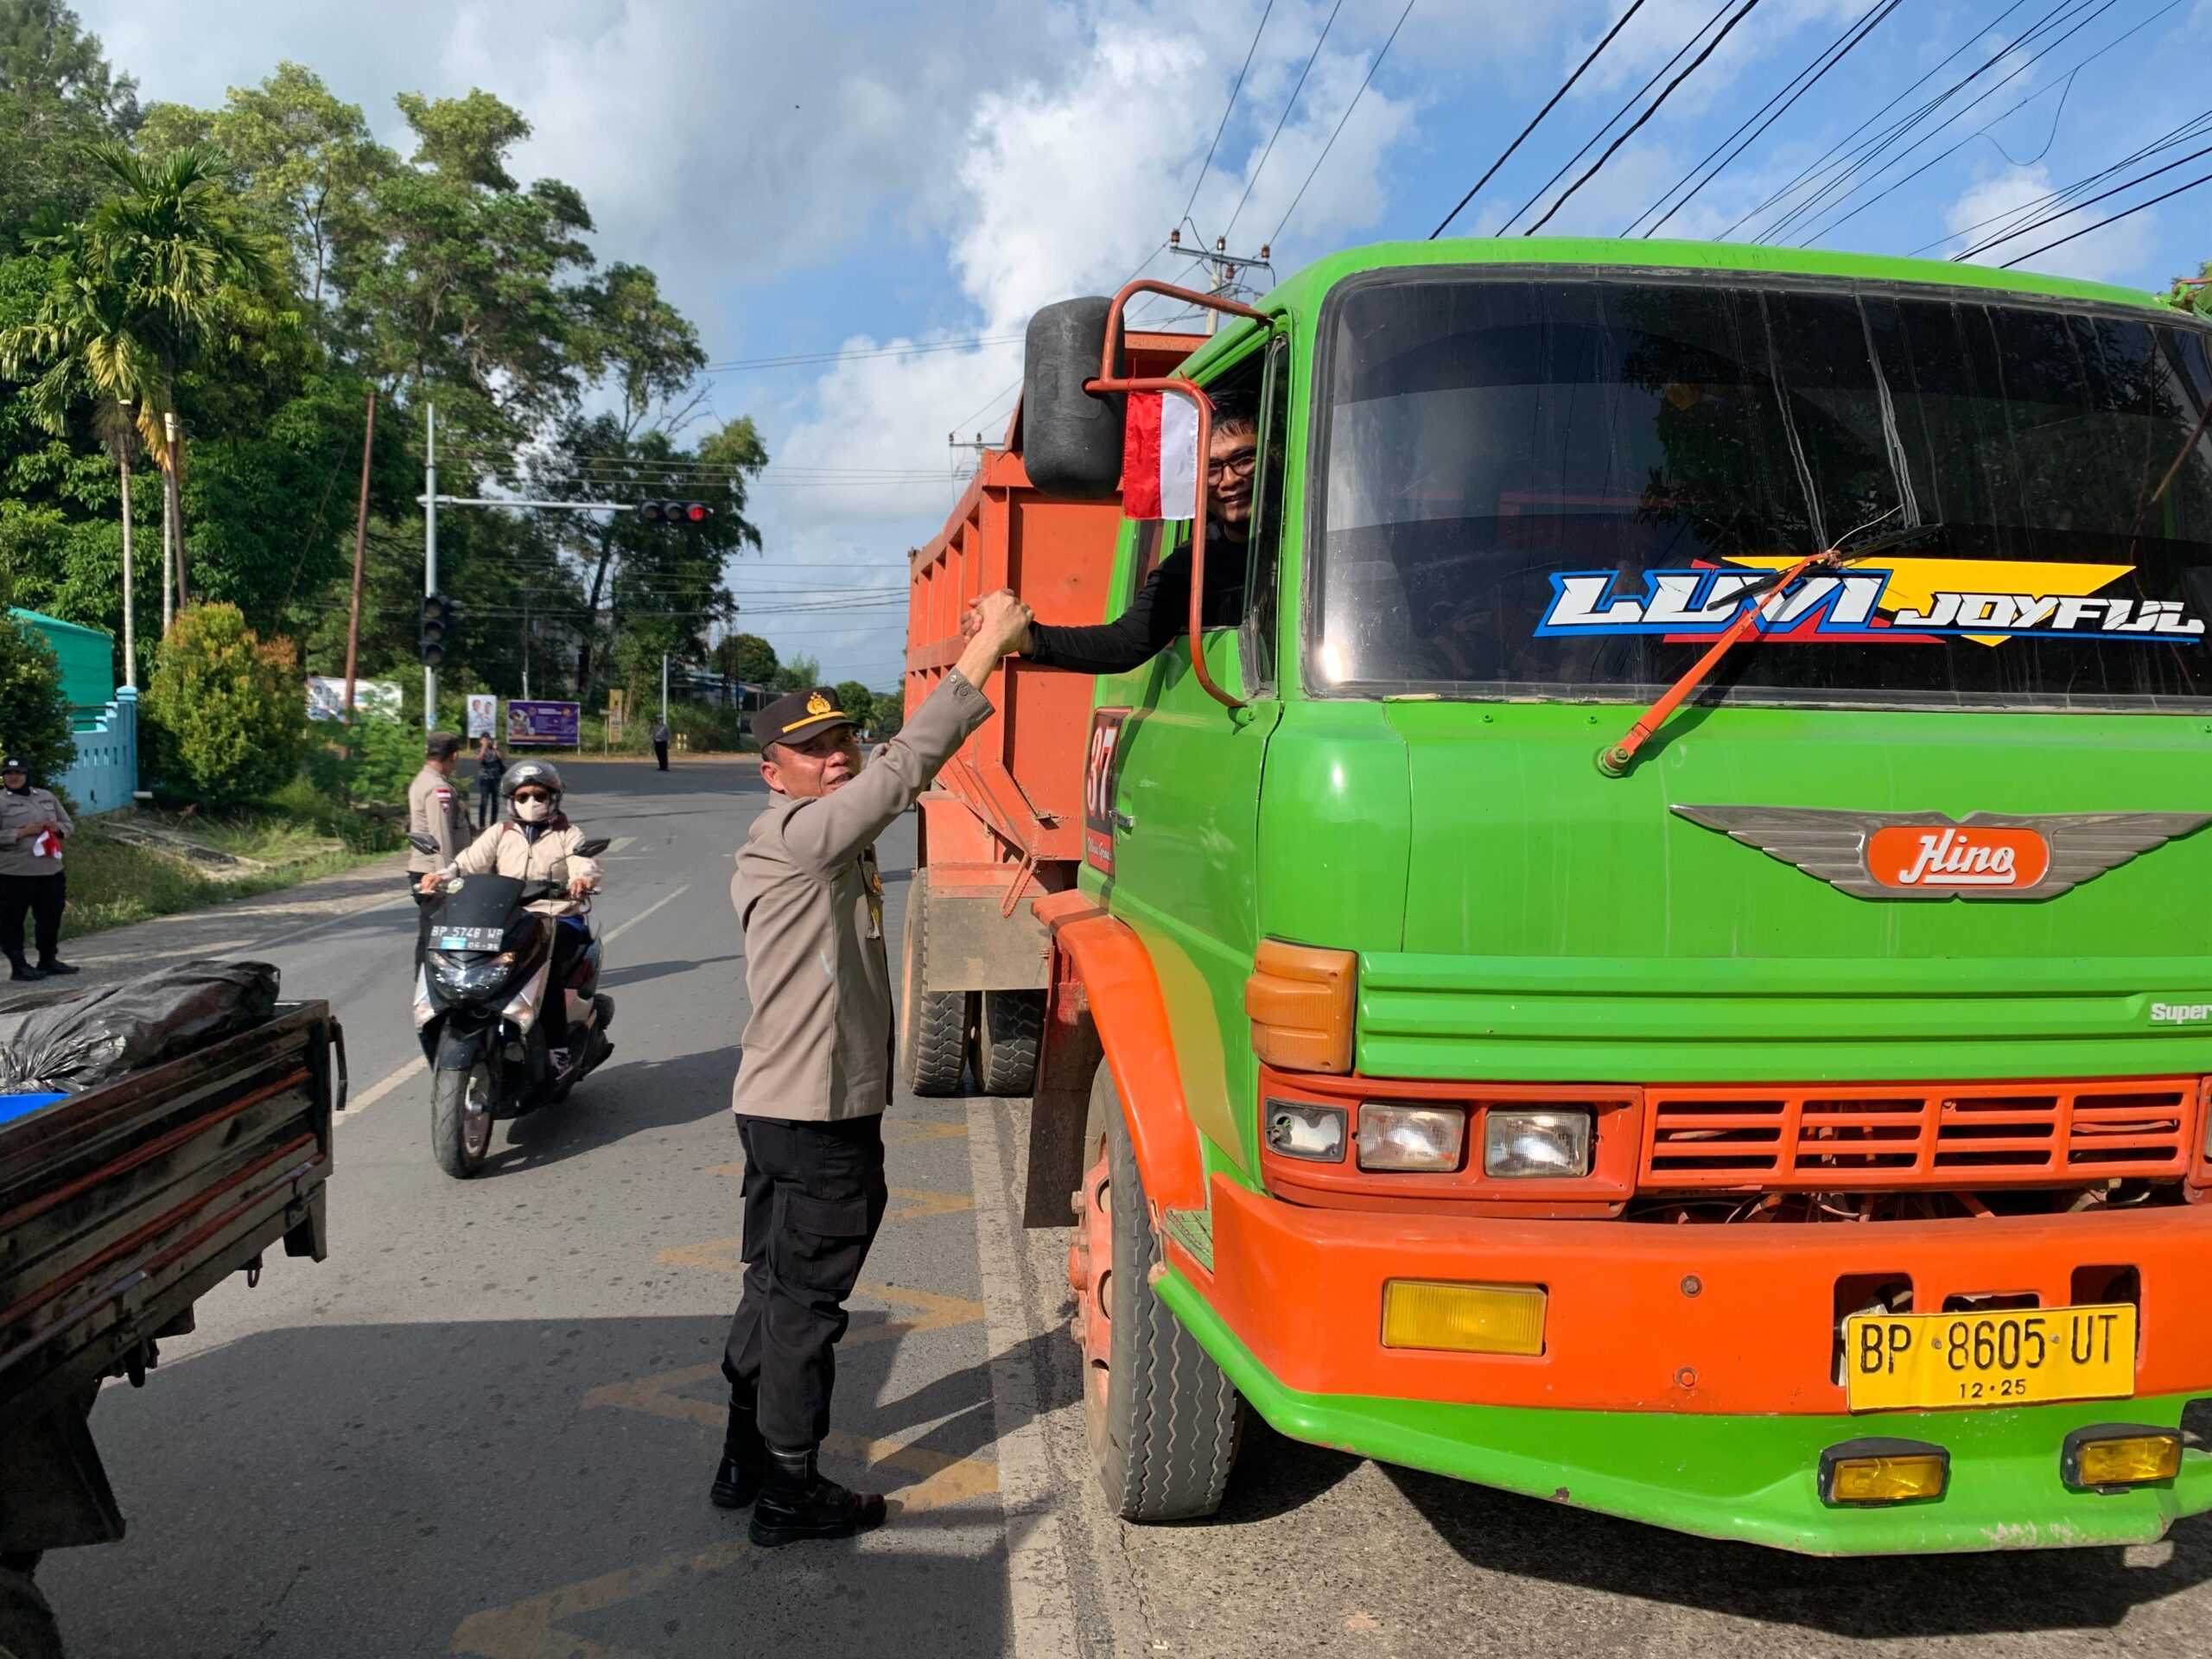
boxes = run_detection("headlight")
[430,949,520,995]
[1483,1109,1593,1178]
[1265,1099,1346,1163]
[1357,1103,1465,1172]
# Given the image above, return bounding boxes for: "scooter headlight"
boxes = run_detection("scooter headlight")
[430,949,521,996]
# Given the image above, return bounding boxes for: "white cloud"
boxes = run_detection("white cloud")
[1943,166,2158,283]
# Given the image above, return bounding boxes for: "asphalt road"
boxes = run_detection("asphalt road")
[32,757,2212,1658]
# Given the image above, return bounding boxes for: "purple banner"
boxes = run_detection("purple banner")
[505,700,580,747]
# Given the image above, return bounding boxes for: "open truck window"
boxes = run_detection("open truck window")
[1309,271,2212,709]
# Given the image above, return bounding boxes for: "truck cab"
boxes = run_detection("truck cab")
[1013,239,2212,1553]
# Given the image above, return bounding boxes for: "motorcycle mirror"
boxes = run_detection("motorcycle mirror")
[575,838,611,858]
[406,832,439,855]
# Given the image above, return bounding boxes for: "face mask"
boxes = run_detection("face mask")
[513,796,553,823]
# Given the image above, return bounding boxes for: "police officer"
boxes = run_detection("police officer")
[0,754,73,981]
[406,732,471,961]
[714,591,1031,1546]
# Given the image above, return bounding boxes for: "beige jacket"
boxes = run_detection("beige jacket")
[406,765,471,874]
[0,786,71,878]
[731,671,990,1122]
[442,822,602,917]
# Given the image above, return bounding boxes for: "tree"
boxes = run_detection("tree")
[0,0,138,251]
[0,609,74,785]
[714,632,776,684]
[870,690,904,740]
[768,652,821,696]
[834,680,874,731]
[142,601,302,804]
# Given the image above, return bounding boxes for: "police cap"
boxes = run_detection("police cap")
[754,686,853,753]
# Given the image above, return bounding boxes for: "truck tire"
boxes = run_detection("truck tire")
[0,1569,62,1659]
[976,989,1044,1096]
[899,887,970,1096]
[430,1062,494,1179]
[1081,1066,1243,1521]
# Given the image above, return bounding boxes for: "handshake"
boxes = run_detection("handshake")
[960,589,1033,658]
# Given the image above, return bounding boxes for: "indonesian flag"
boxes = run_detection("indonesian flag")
[31,830,60,863]
[1122,388,1202,520]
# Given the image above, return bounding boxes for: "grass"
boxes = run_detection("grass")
[61,782,404,940]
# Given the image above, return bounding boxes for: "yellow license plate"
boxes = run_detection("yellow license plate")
[1843,1304,2136,1412]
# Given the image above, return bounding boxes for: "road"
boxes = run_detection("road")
[35,757,2212,1658]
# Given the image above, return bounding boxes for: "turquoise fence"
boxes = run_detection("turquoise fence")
[57,687,137,816]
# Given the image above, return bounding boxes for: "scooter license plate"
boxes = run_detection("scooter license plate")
[435,927,503,950]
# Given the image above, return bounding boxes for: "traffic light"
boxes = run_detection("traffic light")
[638,500,711,526]
[419,594,457,669]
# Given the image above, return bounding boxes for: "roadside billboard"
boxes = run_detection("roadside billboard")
[306,676,401,723]
[506,700,580,747]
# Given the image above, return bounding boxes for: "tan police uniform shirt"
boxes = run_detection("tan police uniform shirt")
[406,765,470,875]
[731,672,990,1122]
[0,786,71,878]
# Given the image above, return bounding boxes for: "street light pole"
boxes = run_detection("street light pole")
[423,404,438,733]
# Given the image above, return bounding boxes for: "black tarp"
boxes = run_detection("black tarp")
[0,961,280,1094]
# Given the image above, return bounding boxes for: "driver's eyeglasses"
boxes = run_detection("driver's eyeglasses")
[1206,449,1259,480]
[512,789,551,802]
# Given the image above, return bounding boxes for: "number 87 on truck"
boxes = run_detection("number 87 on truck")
[899,238,2212,1554]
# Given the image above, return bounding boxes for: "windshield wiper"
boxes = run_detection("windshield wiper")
[1596,519,1942,779]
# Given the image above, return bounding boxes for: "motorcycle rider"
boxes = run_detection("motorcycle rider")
[417,760,602,1066]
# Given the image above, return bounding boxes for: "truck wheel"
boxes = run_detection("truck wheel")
[0,1568,62,1659]
[975,990,1044,1096]
[899,888,969,1096]
[430,1063,494,1179]
[1077,1066,1243,1521]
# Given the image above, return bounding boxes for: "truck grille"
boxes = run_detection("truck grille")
[1639,1078,2200,1189]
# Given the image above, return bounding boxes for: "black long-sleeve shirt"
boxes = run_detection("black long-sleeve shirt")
[1023,529,1249,676]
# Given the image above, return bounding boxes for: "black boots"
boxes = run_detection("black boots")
[7,954,40,982]
[35,957,75,976]
[709,1397,767,1510]
[748,1445,887,1547]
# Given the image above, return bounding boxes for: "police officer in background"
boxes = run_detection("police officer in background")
[406,732,471,961]
[713,590,1031,1546]
[0,754,73,981]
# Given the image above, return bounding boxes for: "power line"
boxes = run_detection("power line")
[1183,0,1277,226]
[1630,0,1899,238]
[1768,0,2104,244]
[1526,0,1768,237]
[1222,0,1345,243]
[698,335,1022,373]
[1432,0,1649,238]
[1957,137,2212,262]
[1928,103,2212,257]
[1794,0,2169,248]
[2002,162,2212,265]
[1274,0,1417,246]
[1502,0,1732,237]
[1719,0,2033,239]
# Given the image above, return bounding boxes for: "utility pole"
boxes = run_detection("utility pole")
[160,410,177,633]
[118,398,135,689]
[165,410,189,606]
[1166,229,1273,333]
[521,588,531,700]
[343,388,378,721]
[661,652,669,724]
[423,403,438,732]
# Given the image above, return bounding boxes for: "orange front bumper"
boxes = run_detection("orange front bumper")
[1194,1173,2212,1414]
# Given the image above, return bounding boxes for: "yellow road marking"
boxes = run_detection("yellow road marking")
[456,1365,999,1658]
[883,1117,969,1145]
[699,1160,975,1221]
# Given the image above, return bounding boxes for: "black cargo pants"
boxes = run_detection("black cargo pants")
[721,1112,888,1450]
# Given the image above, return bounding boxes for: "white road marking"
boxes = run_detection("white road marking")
[602,884,690,945]
[967,1095,1082,1659]
[344,1057,424,1119]
[603,836,636,855]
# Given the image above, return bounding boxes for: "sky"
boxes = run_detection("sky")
[74,0,2212,690]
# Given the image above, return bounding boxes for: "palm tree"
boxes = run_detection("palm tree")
[90,397,140,685]
[0,143,278,631]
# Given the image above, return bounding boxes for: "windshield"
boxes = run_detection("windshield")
[1312,271,2212,709]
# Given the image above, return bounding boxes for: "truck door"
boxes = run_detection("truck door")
[1103,334,1290,1160]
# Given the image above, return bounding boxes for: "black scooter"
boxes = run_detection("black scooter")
[407,834,615,1178]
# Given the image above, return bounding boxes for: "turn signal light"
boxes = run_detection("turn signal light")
[1245,940,1356,1074]
[1820,1439,1948,1505]
[2063,1426,2183,1491]
[1382,1280,1546,1356]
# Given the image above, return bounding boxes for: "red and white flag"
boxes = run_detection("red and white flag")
[31,830,60,863]
[1121,388,1201,520]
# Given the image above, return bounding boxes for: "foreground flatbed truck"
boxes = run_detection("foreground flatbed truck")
[0,997,344,1655]
[909,238,2212,1554]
